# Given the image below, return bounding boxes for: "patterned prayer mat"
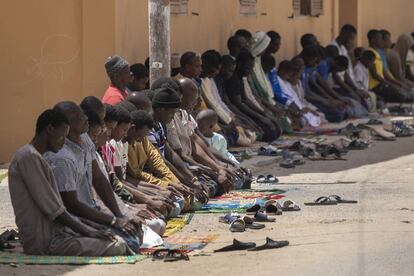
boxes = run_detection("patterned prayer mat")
[195,189,285,214]
[0,252,146,265]
[163,213,194,237]
[140,234,218,255]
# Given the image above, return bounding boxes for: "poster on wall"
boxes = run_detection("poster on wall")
[240,0,257,16]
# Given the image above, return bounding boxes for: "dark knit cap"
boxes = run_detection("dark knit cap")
[105,55,129,78]
[150,77,182,95]
[152,85,181,108]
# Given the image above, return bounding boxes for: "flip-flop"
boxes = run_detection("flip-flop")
[280,159,295,168]
[246,204,261,215]
[304,196,338,206]
[256,175,267,183]
[219,213,246,232]
[254,211,276,222]
[328,195,358,204]
[264,200,283,215]
[214,239,256,252]
[282,200,301,211]
[152,249,189,262]
[266,174,279,183]
[258,146,281,156]
[248,237,289,251]
[243,216,266,230]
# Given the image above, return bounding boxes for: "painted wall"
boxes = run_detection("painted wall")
[357,0,414,47]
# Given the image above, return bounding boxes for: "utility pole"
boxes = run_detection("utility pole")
[148,0,171,86]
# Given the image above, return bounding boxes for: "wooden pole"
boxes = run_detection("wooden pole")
[148,0,171,86]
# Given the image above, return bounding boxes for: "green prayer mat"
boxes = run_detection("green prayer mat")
[0,169,7,183]
[0,252,147,265]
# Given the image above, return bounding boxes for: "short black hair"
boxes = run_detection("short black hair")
[367,29,380,42]
[104,104,119,123]
[117,100,138,113]
[115,105,132,125]
[221,55,236,67]
[80,96,104,114]
[35,109,69,134]
[361,50,376,62]
[150,77,182,95]
[227,36,242,53]
[411,32,414,40]
[130,63,149,79]
[202,49,222,70]
[326,45,339,58]
[380,29,391,38]
[354,47,365,60]
[340,24,357,35]
[334,55,349,69]
[261,54,276,72]
[130,110,154,129]
[236,50,254,67]
[301,45,320,60]
[235,29,252,39]
[278,60,295,73]
[267,31,281,42]
[84,110,103,128]
[180,51,198,68]
[300,33,317,49]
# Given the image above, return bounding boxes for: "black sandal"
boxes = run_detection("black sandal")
[304,196,338,206]
[248,237,289,251]
[214,239,256,252]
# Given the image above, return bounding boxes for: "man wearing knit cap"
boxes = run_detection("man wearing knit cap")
[102,55,131,105]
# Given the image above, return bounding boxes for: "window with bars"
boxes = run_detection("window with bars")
[171,0,189,15]
[240,0,257,16]
[293,0,323,17]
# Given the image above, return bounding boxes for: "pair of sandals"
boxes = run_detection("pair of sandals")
[304,195,358,206]
[280,150,305,169]
[246,200,301,217]
[152,249,189,262]
[214,238,289,253]
[0,229,19,250]
[219,213,266,232]
[256,174,279,184]
[257,145,284,157]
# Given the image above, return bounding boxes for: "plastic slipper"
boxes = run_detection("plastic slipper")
[243,216,266,230]
[258,146,281,156]
[256,175,267,183]
[304,196,338,206]
[152,249,189,262]
[229,219,246,232]
[266,174,279,183]
[248,237,289,251]
[328,195,358,204]
[280,159,295,168]
[246,204,261,215]
[282,200,301,211]
[264,200,283,215]
[214,239,256,252]
[254,212,276,222]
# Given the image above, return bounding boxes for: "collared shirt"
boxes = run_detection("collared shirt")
[166,109,197,157]
[268,69,289,105]
[148,122,167,157]
[110,139,129,180]
[127,137,178,187]
[8,144,69,254]
[368,47,384,90]
[102,85,128,105]
[44,133,97,209]
[354,61,369,91]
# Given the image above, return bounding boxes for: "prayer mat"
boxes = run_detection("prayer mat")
[0,252,146,265]
[140,234,218,255]
[195,190,285,214]
[163,213,194,237]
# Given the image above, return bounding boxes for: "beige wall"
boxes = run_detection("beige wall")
[357,0,414,47]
